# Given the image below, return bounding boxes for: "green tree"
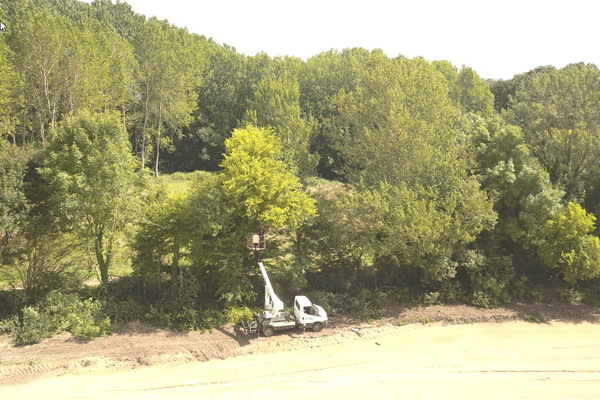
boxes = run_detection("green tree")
[132,17,203,176]
[69,17,136,115]
[0,35,22,141]
[40,111,139,288]
[328,55,457,187]
[87,0,146,42]
[432,60,460,108]
[462,114,564,249]
[175,44,250,172]
[220,125,316,232]
[503,63,600,207]
[456,66,494,117]
[8,6,78,142]
[327,56,496,284]
[0,141,30,267]
[489,65,557,113]
[242,73,318,179]
[299,48,379,179]
[218,125,317,303]
[539,202,600,284]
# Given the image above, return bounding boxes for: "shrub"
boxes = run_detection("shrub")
[68,298,113,340]
[13,306,54,346]
[226,306,254,325]
[352,289,384,322]
[104,299,144,324]
[417,292,441,307]
[0,315,18,335]
[144,299,228,332]
[7,292,113,345]
[306,291,353,317]
[559,288,583,304]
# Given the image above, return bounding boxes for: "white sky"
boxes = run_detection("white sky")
[87,0,599,80]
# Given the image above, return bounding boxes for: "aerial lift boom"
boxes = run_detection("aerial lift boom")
[243,233,328,337]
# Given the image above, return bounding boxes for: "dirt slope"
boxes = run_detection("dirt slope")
[1,301,598,386]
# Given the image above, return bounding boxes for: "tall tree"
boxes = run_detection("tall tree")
[503,63,600,208]
[41,111,139,288]
[242,73,318,179]
[328,55,496,284]
[220,125,316,232]
[0,140,30,267]
[488,65,557,113]
[69,17,136,115]
[9,6,78,142]
[329,55,458,187]
[0,35,21,142]
[456,66,494,117]
[178,44,250,172]
[299,48,379,179]
[132,17,202,176]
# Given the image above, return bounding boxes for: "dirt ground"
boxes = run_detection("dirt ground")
[1,301,599,398]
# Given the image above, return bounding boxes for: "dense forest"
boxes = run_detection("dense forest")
[1,0,600,343]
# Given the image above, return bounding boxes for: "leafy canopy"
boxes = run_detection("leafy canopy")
[220,125,316,232]
[41,110,139,287]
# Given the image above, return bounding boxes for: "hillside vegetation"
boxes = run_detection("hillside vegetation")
[1,0,600,344]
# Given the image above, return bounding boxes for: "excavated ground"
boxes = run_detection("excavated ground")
[1,301,599,386]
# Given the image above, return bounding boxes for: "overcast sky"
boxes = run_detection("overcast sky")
[88,0,599,80]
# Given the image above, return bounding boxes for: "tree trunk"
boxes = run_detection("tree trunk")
[141,80,151,167]
[94,233,111,288]
[171,237,180,282]
[155,101,162,177]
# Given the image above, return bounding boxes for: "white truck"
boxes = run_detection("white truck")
[243,234,328,337]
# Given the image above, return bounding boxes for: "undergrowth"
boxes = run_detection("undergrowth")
[1,291,112,345]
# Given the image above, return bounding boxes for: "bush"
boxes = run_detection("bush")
[225,306,254,325]
[68,298,113,340]
[13,306,54,346]
[6,291,113,345]
[417,292,442,307]
[559,288,583,304]
[104,299,144,324]
[306,291,353,317]
[144,299,228,331]
[0,315,18,335]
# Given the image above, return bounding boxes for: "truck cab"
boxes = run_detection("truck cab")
[293,295,328,332]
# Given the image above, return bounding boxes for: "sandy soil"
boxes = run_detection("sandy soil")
[1,301,599,398]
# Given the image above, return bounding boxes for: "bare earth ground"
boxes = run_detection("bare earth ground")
[1,301,599,398]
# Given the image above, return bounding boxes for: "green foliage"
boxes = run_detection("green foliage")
[144,301,227,331]
[103,299,144,324]
[461,114,563,250]
[220,125,316,231]
[0,141,29,262]
[8,291,113,345]
[307,289,384,322]
[5,0,600,333]
[503,63,600,206]
[0,36,21,139]
[539,202,600,283]
[225,306,254,325]
[13,306,53,346]
[132,17,203,175]
[488,65,557,113]
[243,73,318,179]
[329,55,458,188]
[41,111,139,287]
[456,67,494,117]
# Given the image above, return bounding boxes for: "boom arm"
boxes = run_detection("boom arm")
[257,261,284,318]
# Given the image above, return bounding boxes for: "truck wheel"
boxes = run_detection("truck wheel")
[263,326,274,337]
[312,322,323,333]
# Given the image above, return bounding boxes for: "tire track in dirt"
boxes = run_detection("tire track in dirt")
[0,363,59,382]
